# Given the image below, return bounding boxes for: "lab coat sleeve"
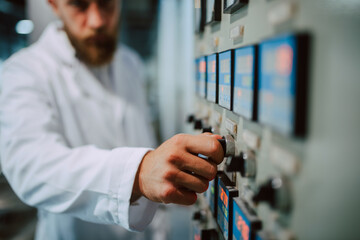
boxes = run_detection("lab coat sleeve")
[0,57,159,231]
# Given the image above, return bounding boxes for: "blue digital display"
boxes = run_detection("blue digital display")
[195,59,200,96]
[219,51,232,110]
[233,46,256,120]
[258,35,298,135]
[217,179,230,240]
[207,54,217,103]
[209,179,216,215]
[198,57,207,98]
[233,200,251,240]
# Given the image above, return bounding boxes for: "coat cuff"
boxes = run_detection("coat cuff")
[109,147,158,231]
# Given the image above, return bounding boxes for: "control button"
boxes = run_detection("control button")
[203,126,220,134]
[252,177,291,212]
[187,114,195,123]
[202,126,213,133]
[226,151,256,178]
[225,118,237,136]
[229,25,244,41]
[192,209,207,223]
[194,119,203,130]
[217,135,235,157]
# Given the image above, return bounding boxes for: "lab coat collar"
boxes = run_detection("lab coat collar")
[39,22,123,104]
[39,21,77,67]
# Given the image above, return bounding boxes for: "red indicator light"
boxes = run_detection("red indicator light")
[194,234,201,240]
[276,44,293,76]
[212,61,216,73]
[199,61,206,73]
[222,86,224,92]
[238,89,242,97]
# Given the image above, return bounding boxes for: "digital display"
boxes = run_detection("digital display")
[195,59,200,96]
[209,178,216,216]
[207,54,218,103]
[233,46,257,120]
[204,177,216,216]
[224,0,248,14]
[258,34,308,136]
[217,173,238,240]
[198,57,207,98]
[233,199,262,240]
[218,179,230,240]
[206,0,221,24]
[219,51,233,110]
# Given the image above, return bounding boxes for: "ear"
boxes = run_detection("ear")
[48,0,60,17]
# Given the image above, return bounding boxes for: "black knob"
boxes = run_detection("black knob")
[202,126,213,133]
[226,152,256,178]
[252,177,291,212]
[217,138,226,156]
[226,154,244,173]
[187,114,195,123]
[192,210,207,222]
[194,119,203,130]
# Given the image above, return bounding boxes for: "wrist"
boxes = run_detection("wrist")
[131,150,151,203]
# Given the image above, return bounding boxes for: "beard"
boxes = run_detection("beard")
[64,25,118,67]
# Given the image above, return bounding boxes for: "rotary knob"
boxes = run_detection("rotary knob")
[226,151,256,178]
[252,177,291,212]
[217,135,235,157]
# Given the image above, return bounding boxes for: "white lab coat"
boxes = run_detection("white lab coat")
[0,22,162,240]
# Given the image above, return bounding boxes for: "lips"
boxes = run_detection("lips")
[86,34,109,45]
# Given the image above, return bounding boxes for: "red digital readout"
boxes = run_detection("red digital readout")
[199,61,206,73]
[276,44,293,76]
[211,60,216,73]
[236,215,250,240]
[220,187,228,208]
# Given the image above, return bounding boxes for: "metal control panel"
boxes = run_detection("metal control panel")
[189,0,360,239]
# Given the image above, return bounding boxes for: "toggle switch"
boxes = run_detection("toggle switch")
[226,151,256,178]
[187,114,195,123]
[192,209,207,223]
[194,119,203,130]
[202,126,213,133]
[217,135,235,157]
[202,126,220,134]
[252,177,291,212]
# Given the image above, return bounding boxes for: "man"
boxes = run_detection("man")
[0,0,224,239]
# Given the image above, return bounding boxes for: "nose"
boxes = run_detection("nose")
[87,3,105,30]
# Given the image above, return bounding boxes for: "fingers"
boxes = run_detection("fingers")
[169,170,209,193]
[175,152,217,180]
[180,134,224,164]
[161,185,198,205]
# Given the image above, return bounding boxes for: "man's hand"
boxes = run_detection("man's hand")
[132,133,224,205]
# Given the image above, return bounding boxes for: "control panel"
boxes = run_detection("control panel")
[188,0,360,239]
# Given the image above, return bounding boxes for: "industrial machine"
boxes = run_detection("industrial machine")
[188,0,360,239]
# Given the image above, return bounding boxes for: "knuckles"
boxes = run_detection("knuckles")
[170,134,187,146]
[209,138,224,164]
[160,185,177,204]
[208,164,217,180]
[162,169,179,182]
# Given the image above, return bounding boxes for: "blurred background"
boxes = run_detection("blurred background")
[0,0,195,239]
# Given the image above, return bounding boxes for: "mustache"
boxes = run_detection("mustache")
[84,33,115,46]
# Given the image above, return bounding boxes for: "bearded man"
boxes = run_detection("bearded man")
[0,0,225,239]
